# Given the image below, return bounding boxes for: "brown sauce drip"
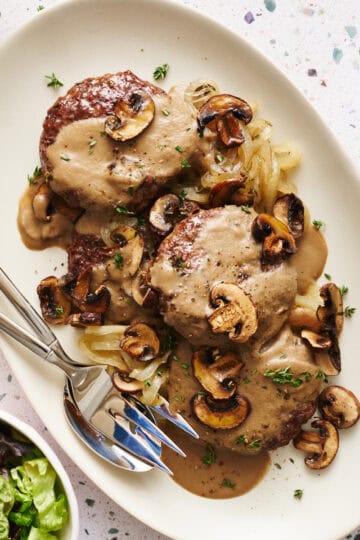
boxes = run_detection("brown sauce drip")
[162,423,270,498]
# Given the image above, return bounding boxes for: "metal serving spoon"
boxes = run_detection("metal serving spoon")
[0,268,197,473]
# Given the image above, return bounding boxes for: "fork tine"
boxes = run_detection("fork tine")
[106,409,173,475]
[150,398,199,439]
[109,400,186,457]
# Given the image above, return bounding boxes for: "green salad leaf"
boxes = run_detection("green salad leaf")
[0,456,68,539]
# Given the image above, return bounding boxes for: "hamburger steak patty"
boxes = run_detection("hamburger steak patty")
[41,71,212,211]
[168,326,321,455]
[149,205,298,347]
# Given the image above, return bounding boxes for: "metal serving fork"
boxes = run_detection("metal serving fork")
[0,268,198,474]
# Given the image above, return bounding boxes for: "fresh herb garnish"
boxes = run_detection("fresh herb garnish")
[294,489,303,500]
[248,439,261,448]
[215,153,224,163]
[264,366,303,387]
[88,139,97,154]
[128,186,135,195]
[181,363,189,370]
[181,159,191,169]
[136,162,144,168]
[153,63,169,80]
[340,285,349,296]
[113,253,123,268]
[115,205,134,216]
[242,377,251,384]
[144,380,152,387]
[300,371,312,382]
[240,205,251,214]
[344,306,356,318]
[162,108,171,116]
[27,166,42,185]
[235,435,246,445]
[289,457,295,464]
[312,219,325,230]
[175,145,184,153]
[279,352,287,359]
[55,306,64,317]
[202,444,216,467]
[220,478,236,489]
[179,189,188,202]
[60,154,70,162]
[171,256,186,269]
[99,130,106,137]
[156,370,163,377]
[37,5,45,11]
[274,463,282,470]
[315,370,328,383]
[324,273,332,280]
[45,72,63,88]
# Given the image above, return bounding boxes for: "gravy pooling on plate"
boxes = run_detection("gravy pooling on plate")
[17,70,360,498]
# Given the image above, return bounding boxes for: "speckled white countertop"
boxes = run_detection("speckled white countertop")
[0,1,359,539]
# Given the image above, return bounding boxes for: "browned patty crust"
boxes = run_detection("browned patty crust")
[40,70,163,173]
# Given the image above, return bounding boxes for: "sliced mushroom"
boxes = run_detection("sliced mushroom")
[69,269,92,307]
[32,183,53,223]
[273,193,304,239]
[106,235,144,281]
[52,194,83,222]
[105,92,155,142]
[192,349,244,400]
[318,385,360,429]
[112,372,144,394]
[120,322,160,362]
[131,268,158,308]
[317,283,343,335]
[69,312,103,327]
[198,94,252,147]
[301,329,332,350]
[293,429,325,455]
[301,329,341,376]
[80,285,111,314]
[109,225,137,246]
[295,420,339,470]
[191,393,250,430]
[252,213,296,268]
[208,283,258,343]
[288,306,322,333]
[149,194,181,235]
[149,194,199,235]
[37,276,71,324]
[209,178,254,208]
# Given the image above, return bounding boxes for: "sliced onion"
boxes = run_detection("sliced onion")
[130,353,170,381]
[141,367,169,405]
[184,79,220,110]
[85,325,128,336]
[273,144,301,171]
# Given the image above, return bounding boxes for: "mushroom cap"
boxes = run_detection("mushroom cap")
[317,283,343,336]
[208,283,258,343]
[120,322,160,362]
[252,213,297,269]
[32,182,53,223]
[191,392,251,430]
[192,349,244,400]
[318,385,360,429]
[105,91,155,142]
[273,193,304,239]
[198,94,253,148]
[209,178,254,208]
[304,420,339,469]
[112,372,144,394]
[37,276,72,324]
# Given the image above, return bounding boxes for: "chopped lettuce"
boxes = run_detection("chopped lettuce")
[0,455,68,539]
[28,528,57,540]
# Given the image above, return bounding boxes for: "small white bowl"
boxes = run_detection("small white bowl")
[0,409,79,540]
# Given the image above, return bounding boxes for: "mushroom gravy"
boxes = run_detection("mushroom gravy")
[162,422,270,498]
[16,70,341,498]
